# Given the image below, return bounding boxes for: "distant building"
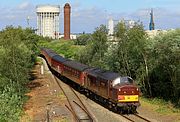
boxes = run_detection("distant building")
[124,20,135,29]
[146,29,167,38]
[59,34,77,40]
[108,18,135,35]
[36,5,60,39]
[108,18,114,35]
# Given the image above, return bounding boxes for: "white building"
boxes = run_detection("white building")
[146,29,168,38]
[124,20,135,29]
[36,5,60,39]
[107,18,135,36]
[108,18,114,35]
[59,34,77,40]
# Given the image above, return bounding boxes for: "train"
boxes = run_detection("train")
[40,48,140,113]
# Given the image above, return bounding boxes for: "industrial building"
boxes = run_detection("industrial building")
[36,5,60,39]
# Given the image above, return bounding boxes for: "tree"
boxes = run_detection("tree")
[114,20,126,38]
[107,22,153,96]
[75,24,108,68]
[148,30,180,104]
[74,34,92,45]
[0,26,40,121]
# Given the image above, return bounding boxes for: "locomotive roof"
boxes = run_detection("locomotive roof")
[63,60,90,71]
[52,55,68,63]
[87,68,120,80]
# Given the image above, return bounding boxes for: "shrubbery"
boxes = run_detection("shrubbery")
[74,34,92,45]
[0,26,39,121]
[38,39,83,59]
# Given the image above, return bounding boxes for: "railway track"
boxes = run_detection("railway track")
[53,76,94,122]
[121,113,151,122]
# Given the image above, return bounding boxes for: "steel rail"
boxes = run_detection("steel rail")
[54,76,79,121]
[120,113,151,122]
[53,75,94,122]
[73,100,93,121]
[134,114,151,122]
[71,87,94,121]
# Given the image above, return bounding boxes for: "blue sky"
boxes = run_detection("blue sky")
[1,0,180,33]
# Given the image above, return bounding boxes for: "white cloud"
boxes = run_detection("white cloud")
[1,2,180,32]
[70,6,108,32]
[0,2,36,29]
[129,7,180,29]
[17,1,31,10]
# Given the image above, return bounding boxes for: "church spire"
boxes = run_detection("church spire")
[149,8,155,30]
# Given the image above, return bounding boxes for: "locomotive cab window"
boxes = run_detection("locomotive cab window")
[112,76,134,86]
[120,77,133,84]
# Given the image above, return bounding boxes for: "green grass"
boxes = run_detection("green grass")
[38,39,84,59]
[36,57,43,65]
[140,97,180,114]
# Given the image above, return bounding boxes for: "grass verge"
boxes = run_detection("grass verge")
[140,97,180,114]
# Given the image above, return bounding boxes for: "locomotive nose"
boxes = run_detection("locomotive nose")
[118,85,139,102]
[119,86,139,95]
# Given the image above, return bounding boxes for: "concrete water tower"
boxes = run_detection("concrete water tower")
[36,5,60,39]
[64,3,71,40]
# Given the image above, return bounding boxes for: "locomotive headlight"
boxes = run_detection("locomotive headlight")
[119,89,121,91]
[137,88,139,91]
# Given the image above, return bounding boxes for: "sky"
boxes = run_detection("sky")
[1,0,180,33]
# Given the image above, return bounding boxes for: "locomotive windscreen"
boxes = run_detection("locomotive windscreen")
[112,76,133,86]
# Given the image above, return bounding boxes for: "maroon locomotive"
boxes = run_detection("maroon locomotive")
[41,48,140,112]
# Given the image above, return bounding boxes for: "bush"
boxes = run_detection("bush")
[0,85,24,122]
[0,26,40,121]
[74,34,92,45]
[38,39,84,59]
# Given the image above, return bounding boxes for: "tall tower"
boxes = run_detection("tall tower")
[64,3,71,40]
[108,18,114,35]
[36,5,60,39]
[149,9,155,30]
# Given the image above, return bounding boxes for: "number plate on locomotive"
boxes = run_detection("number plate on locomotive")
[118,95,138,102]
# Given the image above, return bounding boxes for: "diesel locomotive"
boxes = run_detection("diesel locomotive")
[40,48,140,113]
